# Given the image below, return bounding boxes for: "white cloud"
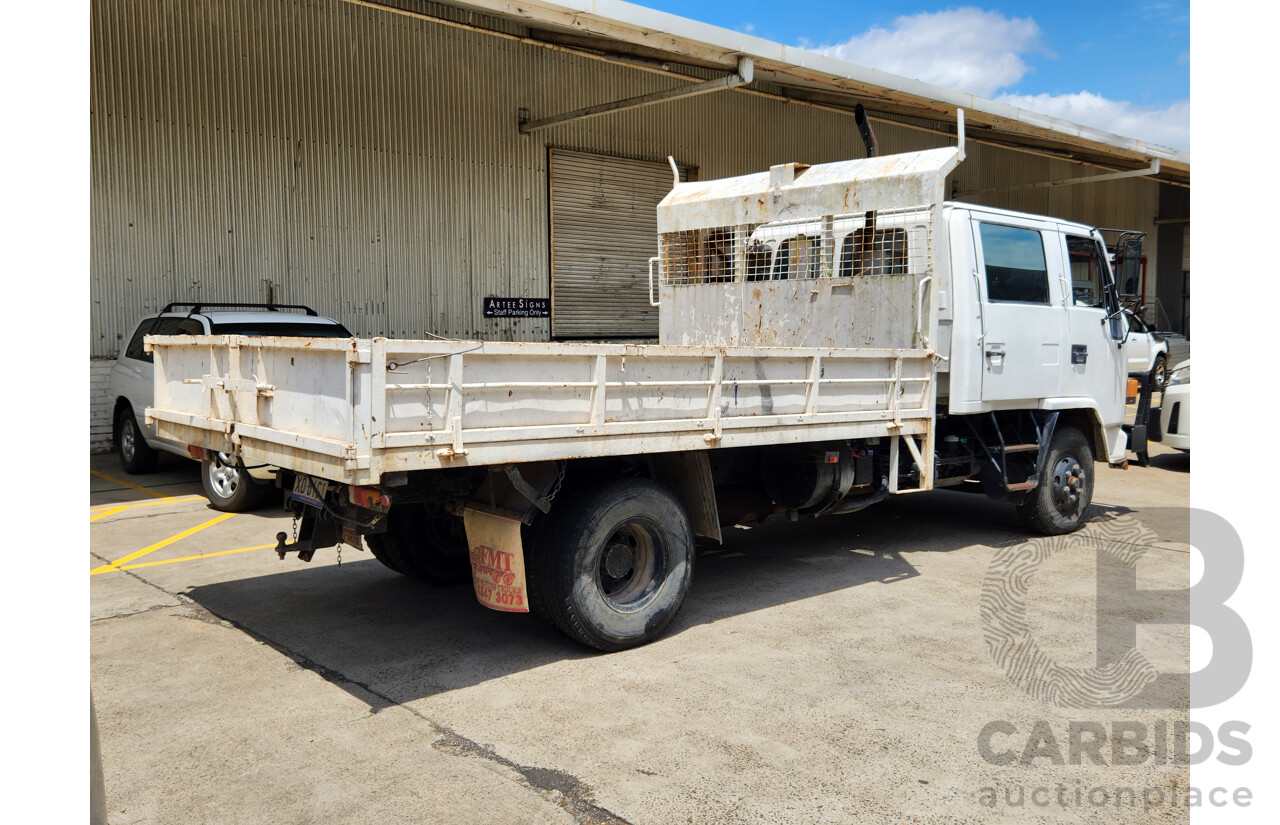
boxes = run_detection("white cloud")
[813,8,1043,98]
[811,7,1189,152]
[996,92,1189,152]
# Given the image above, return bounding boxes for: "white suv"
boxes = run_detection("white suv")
[109,303,352,511]
[1122,309,1170,389]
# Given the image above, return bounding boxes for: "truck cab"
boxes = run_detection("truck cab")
[938,204,1128,464]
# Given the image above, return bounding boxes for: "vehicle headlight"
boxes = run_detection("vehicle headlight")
[1166,366,1190,386]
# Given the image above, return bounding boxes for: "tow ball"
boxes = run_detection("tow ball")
[274,532,317,563]
[273,510,338,563]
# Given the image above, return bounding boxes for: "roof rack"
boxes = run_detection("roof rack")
[160,302,320,317]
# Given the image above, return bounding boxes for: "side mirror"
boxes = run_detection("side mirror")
[1108,314,1126,342]
[1118,235,1144,296]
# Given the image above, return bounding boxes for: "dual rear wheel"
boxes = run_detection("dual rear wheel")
[364,504,473,586]
[367,478,696,651]
[525,478,695,651]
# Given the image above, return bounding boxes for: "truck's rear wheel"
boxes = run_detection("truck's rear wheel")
[363,531,403,574]
[526,478,694,651]
[1016,427,1094,535]
[365,504,472,585]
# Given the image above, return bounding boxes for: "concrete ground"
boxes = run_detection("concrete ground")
[91,441,1191,824]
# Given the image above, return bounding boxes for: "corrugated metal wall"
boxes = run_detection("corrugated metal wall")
[950,143,1161,304]
[91,0,1162,361]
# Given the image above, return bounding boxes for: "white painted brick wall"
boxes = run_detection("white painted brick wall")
[90,358,115,454]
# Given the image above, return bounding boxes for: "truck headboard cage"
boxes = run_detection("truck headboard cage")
[659,206,933,286]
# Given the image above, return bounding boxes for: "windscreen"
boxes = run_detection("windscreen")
[211,322,353,338]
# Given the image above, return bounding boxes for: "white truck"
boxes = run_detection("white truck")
[146,115,1142,651]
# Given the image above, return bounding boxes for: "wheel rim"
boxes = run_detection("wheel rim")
[1049,453,1087,518]
[595,519,668,612]
[208,452,240,498]
[120,419,137,461]
[1154,361,1167,389]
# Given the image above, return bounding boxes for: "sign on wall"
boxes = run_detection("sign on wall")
[483,297,550,318]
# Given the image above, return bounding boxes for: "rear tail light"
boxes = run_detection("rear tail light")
[349,486,391,511]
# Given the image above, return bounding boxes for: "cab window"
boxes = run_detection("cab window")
[1066,235,1107,308]
[978,223,1049,304]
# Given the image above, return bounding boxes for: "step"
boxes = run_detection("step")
[999,444,1040,453]
[1005,481,1037,491]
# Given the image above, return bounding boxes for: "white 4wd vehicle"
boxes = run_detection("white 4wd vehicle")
[1160,360,1190,451]
[109,303,351,511]
[1122,309,1169,388]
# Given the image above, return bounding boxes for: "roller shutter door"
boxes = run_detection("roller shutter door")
[550,150,689,339]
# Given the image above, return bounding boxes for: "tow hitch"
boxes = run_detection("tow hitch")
[274,508,338,562]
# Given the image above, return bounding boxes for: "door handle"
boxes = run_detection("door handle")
[1071,345,1088,365]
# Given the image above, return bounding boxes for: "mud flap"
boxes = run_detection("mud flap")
[462,507,530,613]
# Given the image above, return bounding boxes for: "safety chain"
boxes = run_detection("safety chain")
[291,513,298,543]
[335,538,343,568]
[544,461,567,505]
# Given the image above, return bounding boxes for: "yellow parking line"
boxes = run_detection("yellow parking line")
[89,469,176,501]
[89,507,130,523]
[89,496,205,516]
[90,513,236,575]
[115,543,276,572]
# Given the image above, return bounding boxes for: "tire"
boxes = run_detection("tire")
[526,478,694,651]
[1152,354,1168,391]
[365,504,472,585]
[363,532,404,575]
[116,406,158,474]
[1016,427,1094,535]
[201,451,268,512]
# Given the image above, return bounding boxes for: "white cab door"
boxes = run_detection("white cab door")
[1060,230,1124,428]
[972,218,1067,402]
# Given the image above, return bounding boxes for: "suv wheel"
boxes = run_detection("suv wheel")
[201,451,268,512]
[1152,354,1168,391]
[116,407,158,474]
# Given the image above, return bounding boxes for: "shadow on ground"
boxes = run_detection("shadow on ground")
[180,488,1186,710]
[1147,451,1190,474]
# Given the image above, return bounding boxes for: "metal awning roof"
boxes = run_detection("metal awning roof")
[356,0,1189,188]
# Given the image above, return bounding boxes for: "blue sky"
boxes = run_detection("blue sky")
[638,2,1190,151]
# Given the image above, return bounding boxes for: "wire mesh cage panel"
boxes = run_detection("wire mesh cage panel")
[659,206,933,286]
